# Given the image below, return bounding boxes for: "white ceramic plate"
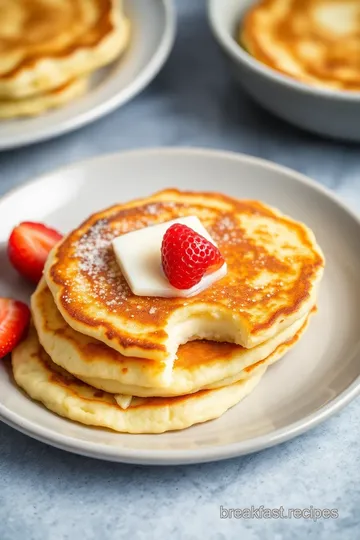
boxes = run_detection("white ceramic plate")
[1,148,360,465]
[0,0,175,150]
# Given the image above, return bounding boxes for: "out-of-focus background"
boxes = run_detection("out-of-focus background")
[1,1,360,208]
[0,1,359,540]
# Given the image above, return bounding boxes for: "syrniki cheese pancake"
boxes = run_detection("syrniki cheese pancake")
[12,326,265,434]
[45,189,324,376]
[0,78,88,119]
[0,0,130,99]
[32,279,313,395]
[241,0,360,91]
[82,315,311,398]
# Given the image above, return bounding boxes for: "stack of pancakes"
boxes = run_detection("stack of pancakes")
[12,190,325,433]
[240,0,360,91]
[0,0,130,118]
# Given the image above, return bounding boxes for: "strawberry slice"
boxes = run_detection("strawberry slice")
[161,223,225,290]
[8,222,62,283]
[0,298,30,358]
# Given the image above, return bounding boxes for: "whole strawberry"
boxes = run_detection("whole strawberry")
[8,222,62,284]
[161,224,225,290]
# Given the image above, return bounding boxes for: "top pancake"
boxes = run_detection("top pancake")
[45,189,324,366]
[241,0,360,91]
[0,0,130,98]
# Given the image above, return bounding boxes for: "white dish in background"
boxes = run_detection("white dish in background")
[0,0,175,151]
[1,148,360,465]
[208,0,360,142]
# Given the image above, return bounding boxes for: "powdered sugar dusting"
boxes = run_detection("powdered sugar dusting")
[145,204,159,215]
[211,214,241,246]
[68,202,189,310]
[61,201,251,313]
[75,220,111,276]
[72,218,130,307]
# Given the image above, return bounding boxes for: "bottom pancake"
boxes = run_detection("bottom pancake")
[0,78,88,119]
[12,326,264,434]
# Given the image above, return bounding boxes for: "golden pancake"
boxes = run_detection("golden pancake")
[32,278,313,394]
[12,326,264,434]
[0,0,130,99]
[45,189,324,379]
[0,77,87,118]
[82,314,311,397]
[241,0,360,91]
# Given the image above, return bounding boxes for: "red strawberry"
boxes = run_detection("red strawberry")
[161,224,225,289]
[8,222,62,283]
[0,298,30,358]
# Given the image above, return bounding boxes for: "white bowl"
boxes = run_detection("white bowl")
[208,0,360,142]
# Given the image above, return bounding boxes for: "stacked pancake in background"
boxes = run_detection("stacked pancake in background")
[0,0,130,118]
[239,0,360,91]
[12,190,325,433]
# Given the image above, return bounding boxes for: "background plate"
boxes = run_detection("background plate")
[1,148,360,465]
[0,0,176,150]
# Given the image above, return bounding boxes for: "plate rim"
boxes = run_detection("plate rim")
[0,0,176,151]
[1,146,360,465]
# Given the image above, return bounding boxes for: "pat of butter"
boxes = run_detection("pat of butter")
[112,216,227,298]
[114,395,132,409]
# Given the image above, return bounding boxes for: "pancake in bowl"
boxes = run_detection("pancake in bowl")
[12,325,265,434]
[0,0,130,99]
[44,189,324,379]
[32,278,313,394]
[240,0,360,91]
[0,77,88,118]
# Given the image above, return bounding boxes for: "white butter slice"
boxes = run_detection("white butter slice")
[112,216,227,298]
[114,394,133,409]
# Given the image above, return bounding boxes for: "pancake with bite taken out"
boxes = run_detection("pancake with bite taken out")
[32,278,314,394]
[44,189,324,386]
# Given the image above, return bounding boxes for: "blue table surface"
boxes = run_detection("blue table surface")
[1,2,359,539]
